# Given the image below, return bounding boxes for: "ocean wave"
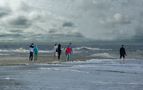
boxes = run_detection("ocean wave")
[0,48,53,53]
[74,46,112,51]
[39,50,53,53]
[0,53,10,56]
[135,50,143,53]
[0,48,28,53]
[90,53,115,58]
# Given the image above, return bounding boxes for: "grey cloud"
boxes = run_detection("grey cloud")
[9,16,32,28]
[48,29,57,34]
[0,33,24,38]
[69,32,83,37]
[10,29,24,33]
[0,1,43,30]
[1,0,143,42]
[63,22,75,27]
[19,2,32,12]
[0,7,11,18]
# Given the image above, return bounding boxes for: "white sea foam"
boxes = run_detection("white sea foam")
[0,48,28,53]
[0,53,10,56]
[4,77,11,80]
[74,46,112,51]
[90,53,114,58]
[0,48,53,53]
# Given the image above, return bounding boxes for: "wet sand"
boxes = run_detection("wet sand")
[0,53,94,66]
[0,59,143,90]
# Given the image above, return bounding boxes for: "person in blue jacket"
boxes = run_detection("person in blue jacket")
[34,45,38,61]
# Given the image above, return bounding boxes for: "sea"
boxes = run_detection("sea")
[0,41,143,59]
[0,41,143,90]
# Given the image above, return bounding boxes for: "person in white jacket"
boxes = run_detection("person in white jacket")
[29,43,34,61]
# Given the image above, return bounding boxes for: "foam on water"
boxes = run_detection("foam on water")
[0,58,143,90]
[74,46,112,51]
[90,53,115,58]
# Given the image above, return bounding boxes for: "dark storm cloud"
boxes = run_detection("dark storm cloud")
[0,33,24,38]
[9,16,31,27]
[63,22,75,27]
[0,1,42,29]
[10,29,24,33]
[1,0,143,41]
[48,28,57,34]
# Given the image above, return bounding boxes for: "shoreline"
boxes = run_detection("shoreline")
[0,54,95,66]
[0,53,135,66]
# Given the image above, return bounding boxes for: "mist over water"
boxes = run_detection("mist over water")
[0,0,143,42]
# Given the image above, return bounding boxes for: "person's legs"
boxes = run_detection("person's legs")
[31,53,33,61]
[54,51,57,57]
[120,54,125,64]
[120,54,123,63]
[123,55,125,64]
[58,52,61,60]
[29,52,33,61]
[34,54,38,61]
[120,54,122,59]
[66,54,70,61]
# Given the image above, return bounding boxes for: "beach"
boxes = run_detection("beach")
[0,0,143,89]
[0,52,94,66]
[0,42,142,90]
[0,43,143,90]
[0,58,143,90]
[0,42,143,66]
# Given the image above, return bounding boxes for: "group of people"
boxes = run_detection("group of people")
[29,43,39,61]
[29,43,126,63]
[54,43,72,61]
[29,43,72,61]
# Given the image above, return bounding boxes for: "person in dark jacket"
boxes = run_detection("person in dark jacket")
[57,44,62,60]
[120,45,127,59]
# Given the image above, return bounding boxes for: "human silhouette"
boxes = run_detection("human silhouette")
[29,43,34,61]
[57,44,62,60]
[34,45,38,61]
[65,43,73,61]
[120,45,127,64]
[120,45,126,59]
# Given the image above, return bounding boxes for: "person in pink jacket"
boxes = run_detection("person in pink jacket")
[65,43,72,61]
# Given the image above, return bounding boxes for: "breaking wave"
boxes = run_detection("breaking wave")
[90,53,115,59]
[0,48,53,53]
[74,46,112,51]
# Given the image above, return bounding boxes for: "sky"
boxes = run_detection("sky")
[0,0,143,42]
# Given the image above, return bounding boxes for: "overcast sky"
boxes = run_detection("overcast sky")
[0,0,143,41]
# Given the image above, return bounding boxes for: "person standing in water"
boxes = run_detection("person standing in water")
[65,44,72,61]
[57,44,62,60]
[34,45,38,61]
[53,43,58,57]
[120,45,127,63]
[29,43,34,61]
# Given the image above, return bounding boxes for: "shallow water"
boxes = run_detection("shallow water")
[1,42,143,59]
[0,59,143,90]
